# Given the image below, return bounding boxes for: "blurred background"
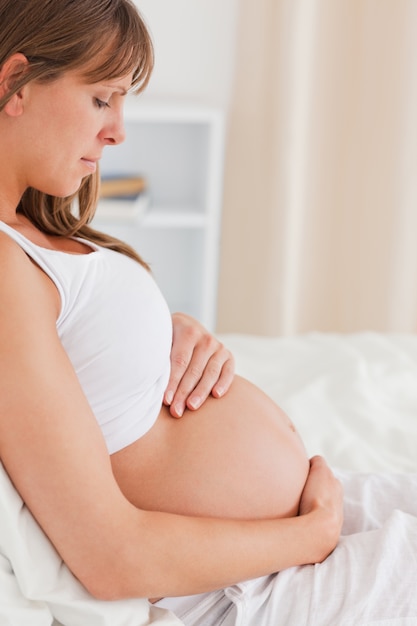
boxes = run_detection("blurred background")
[135,0,417,336]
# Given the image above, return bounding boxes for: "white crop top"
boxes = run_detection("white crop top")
[0,221,173,454]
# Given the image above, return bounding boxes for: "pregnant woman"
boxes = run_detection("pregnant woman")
[0,1,343,623]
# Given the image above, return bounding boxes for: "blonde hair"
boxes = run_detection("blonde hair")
[0,0,154,267]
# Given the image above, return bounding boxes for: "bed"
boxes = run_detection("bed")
[1,332,416,625]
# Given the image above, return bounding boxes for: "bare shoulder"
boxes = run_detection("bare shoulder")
[0,228,33,265]
[0,229,31,275]
[0,230,59,319]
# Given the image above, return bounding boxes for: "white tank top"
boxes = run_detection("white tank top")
[0,221,172,454]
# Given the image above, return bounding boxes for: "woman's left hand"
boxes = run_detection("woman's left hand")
[164,312,235,417]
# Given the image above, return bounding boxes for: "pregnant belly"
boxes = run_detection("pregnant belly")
[111,376,309,520]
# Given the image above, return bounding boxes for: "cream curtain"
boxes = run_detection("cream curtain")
[217,0,417,336]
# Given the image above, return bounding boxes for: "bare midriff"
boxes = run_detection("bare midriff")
[111,375,309,521]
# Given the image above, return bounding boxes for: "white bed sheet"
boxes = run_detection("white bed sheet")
[1,331,416,625]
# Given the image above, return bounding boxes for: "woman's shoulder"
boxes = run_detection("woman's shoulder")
[0,228,33,278]
[0,230,60,321]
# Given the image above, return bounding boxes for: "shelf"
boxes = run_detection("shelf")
[94,101,225,330]
[99,118,211,211]
[95,194,149,221]
[142,210,206,229]
[94,205,207,229]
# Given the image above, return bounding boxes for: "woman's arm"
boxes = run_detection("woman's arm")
[164,312,235,417]
[0,239,342,601]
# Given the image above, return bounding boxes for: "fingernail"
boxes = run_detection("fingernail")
[188,396,201,410]
[165,390,173,405]
[174,404,183,417]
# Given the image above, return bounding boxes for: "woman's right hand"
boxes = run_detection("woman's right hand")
[298,455,344,563]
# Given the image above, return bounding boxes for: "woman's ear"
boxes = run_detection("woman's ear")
[0,53,30,116]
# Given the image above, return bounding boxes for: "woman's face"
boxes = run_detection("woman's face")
[18,68,132,198]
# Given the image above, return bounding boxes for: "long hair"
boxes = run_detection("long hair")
[0,0,154,267]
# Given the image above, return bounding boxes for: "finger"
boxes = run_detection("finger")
[210,354,235,399]
[164,346,194,407]
[185,354,230,410]
[189,353,235,406]
[309,455,325,468]
[168,353,211,417]
[169,343,229,416]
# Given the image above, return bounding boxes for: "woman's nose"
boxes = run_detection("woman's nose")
[101,111,126,145]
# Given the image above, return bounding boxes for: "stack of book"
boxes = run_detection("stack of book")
[96,174,149,220]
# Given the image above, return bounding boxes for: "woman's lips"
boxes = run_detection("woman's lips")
[81,158,97,173]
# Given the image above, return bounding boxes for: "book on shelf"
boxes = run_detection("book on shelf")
[96,174,149,221]
[99,174,147,199]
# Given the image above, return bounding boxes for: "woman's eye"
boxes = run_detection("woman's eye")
[95,98,110,109]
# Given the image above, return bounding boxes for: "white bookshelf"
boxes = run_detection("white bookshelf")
[93,99,225,330]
